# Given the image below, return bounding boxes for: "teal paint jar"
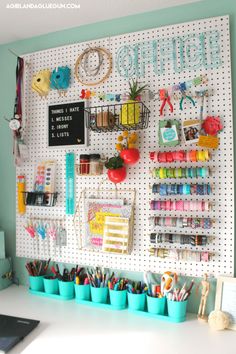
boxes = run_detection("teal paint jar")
[127,292,146,311]
[147,295,166,315]
[43,276,59,295]
[109,289,127,309]
[58,280,75,298]
[167,299,188,322]
[75,284,91,301]
[29,275,44,292]
[91,286,108,304]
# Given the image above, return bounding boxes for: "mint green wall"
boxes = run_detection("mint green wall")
[0,0,234,314]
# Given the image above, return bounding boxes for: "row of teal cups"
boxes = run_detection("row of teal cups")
[29,276,187,322]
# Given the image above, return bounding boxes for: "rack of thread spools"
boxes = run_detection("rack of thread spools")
[148,149,215,262]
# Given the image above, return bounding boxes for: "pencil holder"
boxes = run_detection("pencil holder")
[74,284,91,301]
[147,295,166,315]
[167,299,188,322]
[43,276,59,295]
[29,275,44,292]
[109,289,127,309]
[127,293,146,311]
[91,286,108,304]
[58,280,75,298]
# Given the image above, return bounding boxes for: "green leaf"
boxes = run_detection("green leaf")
[105,155,124,169]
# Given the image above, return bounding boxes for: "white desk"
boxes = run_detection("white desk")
[0,285,235,354]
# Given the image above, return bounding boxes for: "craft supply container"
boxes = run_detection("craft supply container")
[109,289,127,309]
[127,292,146,311]
[29,275,44,292]
[146,295,166,315]
[74,284,91,301]
[167,299,188,322]
[91,286,108,304]
[58,280,75,298]
[43,276,59,295]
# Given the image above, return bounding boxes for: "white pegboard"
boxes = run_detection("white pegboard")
[16,15,234,277]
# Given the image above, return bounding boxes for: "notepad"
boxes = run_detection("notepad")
[102,216,132,254]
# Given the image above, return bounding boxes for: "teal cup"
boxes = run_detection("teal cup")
[43,277,59,295]
[109,289,127,309]
[167,299,188,322]
[58,280,75,298]
[147,295,166,315]
[74,284,91,301]
[127,292,146,311]
[91,286,108,304]
[29,275,44,292]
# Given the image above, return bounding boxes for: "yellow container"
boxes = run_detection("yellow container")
[17,175,26,215]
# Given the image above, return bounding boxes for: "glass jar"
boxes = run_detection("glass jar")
[80,154,90,175]
[90,154,102,175]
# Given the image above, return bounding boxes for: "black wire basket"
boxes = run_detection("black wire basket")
[22,192,58,207]
[87,101,150,132]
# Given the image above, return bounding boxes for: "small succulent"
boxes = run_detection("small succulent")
[128,80,148,101]
[105,156,124,170]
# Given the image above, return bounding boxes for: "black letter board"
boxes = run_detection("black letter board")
[48,101,87,147]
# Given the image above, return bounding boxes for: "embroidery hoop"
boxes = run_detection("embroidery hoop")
[75,47,112,86]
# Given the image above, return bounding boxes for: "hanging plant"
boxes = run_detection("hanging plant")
[105,156,127,183]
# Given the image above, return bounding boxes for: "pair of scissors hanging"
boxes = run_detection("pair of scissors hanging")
[159,89,173,116]
[179,82,195,110]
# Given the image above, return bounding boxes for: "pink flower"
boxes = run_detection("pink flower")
[202,116,223,136]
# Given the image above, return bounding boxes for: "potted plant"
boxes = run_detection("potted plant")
[120,80,147,126]
[116,131,140,165]
[105,156,127,183]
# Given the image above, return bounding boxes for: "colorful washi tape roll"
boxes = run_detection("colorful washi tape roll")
[151,183,211,195]
[149,217,213,229]
[151,167,210,179]
[150,200,212,211]
[149,150,210,163]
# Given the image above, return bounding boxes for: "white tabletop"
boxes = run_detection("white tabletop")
[0,285,235,354]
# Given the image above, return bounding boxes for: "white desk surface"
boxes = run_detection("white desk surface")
[0,285,235,354]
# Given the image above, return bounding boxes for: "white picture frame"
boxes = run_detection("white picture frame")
[215,276,236,330]
[182,120,201,144]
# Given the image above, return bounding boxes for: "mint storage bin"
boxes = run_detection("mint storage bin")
[75,284,91,301]
[43,277,59,295]
[58,280,75,298]
[147,295,166,315]
[128,293,146,311]
[91,286,108,304]
[167,299,188,322]
[29,275,44,292]
[109,289,127,309]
